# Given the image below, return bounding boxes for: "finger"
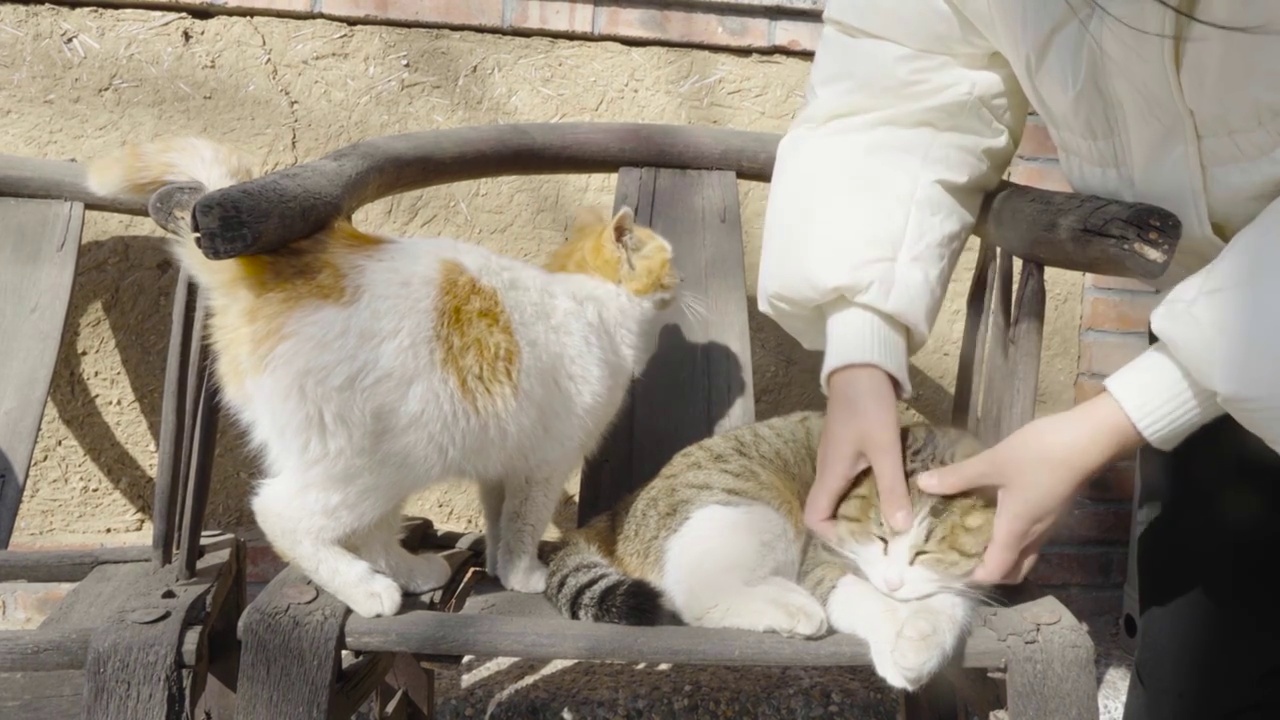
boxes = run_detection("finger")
[868,444,913,533]
[1009,550,1040,584]
[917,453,991,497]
[805,461,862,538]
[970,517,1027,584]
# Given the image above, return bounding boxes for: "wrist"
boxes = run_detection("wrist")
[1070,391,1145,471]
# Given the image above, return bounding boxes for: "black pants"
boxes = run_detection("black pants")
[1123,414,1280,720]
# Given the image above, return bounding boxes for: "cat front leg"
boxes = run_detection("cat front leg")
[252,475,404,618]
[477,481,505,576]
[492,474,564,593]
[351,510,452,595]
[825,573,912,688]
[888,592,975,690]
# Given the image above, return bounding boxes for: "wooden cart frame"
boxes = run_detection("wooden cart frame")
[0,122,1180,719]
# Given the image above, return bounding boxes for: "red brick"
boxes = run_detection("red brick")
[1074,374,1105,405]
[1006,161,1073,192]
[595,4,770,49]
[1083,460,1136,501]
[321,0,505,27]
[1081,289,1161,333]
[509,0,594,33]
[1051,501,1130,544]
[1085,273,1157,293]
[1001,584,1123,620]
[225,0,314,12]
[1079,331,1148,376]
[245,540,288,584]
[773,17,822,53]
[1026,547,1127,586]
[1016,118,1057,160]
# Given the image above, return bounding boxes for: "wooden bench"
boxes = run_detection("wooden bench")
[4,122,1182,719]
[0,161,246,718]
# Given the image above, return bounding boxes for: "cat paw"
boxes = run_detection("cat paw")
[885,614,948,690]
[498,559,549,594]
[712,582,829,639]
[388,552,452,595]
[336,573,404,619]
[763,593,829,639]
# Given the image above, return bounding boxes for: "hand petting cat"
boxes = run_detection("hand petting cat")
[918,391,1145,584]
[809,365,916,541]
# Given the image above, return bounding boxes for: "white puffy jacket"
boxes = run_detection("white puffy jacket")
[758,0,1280,452]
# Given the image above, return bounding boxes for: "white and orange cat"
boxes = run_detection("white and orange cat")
[86,137,680,618]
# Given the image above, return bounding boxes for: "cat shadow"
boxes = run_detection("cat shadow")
[42,234,256,529]
[572,322,747,527]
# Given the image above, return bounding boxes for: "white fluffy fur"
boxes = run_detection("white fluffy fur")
[87,138,672,618]
[246,238,667,617]
[662,504,976,690]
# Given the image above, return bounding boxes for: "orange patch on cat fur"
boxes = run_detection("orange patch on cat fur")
[207,221,386,400]
[544,206,678,298]
[433,260,520,412]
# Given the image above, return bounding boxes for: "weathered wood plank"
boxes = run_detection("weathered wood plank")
[39,562,151,632]
[0,198,83,548]
[236,565,349,720]
[152,270,197,566]
[345,578,1012,669]
[578,168,755,524]
[81,539,239,720]
[977,249,1014,445]
[0,669,84,717]
[1006,260,1046,434]
[1001,596,1098,720]
[0,627,93,672]
[951,240,995,429]
[0,545,150,583]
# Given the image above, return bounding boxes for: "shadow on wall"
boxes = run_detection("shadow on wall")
[46,234,258,528]
[745,298,956,426]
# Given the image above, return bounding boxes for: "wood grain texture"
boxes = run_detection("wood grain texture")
[0,198,83,548]
[577,168,754,525]
[0,545,150,583]
[81,540,239,720]
[1001,597,1099,720]
[346,576,1013,669]
[0,126,1179,278]
[0,669,84,718]
[236,565,349,720]
[152,270,197,566]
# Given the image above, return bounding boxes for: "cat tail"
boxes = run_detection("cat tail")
[545,534,664,626]
[83,136,260,288]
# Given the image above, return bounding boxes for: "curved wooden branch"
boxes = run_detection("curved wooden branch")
[0,122,1183,279]
[187,123,779,260]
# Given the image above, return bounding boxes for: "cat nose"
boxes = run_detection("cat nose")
[884,575,904,592]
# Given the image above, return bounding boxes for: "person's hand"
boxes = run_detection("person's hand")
[917,391,1145,584]
[809,365,914,541]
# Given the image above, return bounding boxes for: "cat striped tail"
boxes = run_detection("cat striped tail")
[545,535,664,625]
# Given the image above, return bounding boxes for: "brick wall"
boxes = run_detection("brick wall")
[18,0,1151,621]
[1008,113,1153,615]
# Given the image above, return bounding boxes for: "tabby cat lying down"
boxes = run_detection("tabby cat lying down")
[545,411,995,690]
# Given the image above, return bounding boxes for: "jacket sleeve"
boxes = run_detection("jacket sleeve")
[757,0,1028,396]
[1104,195,1280,453]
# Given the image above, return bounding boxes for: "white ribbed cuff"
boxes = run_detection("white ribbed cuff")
[1103,341,1223,451]
[820,300,911,398]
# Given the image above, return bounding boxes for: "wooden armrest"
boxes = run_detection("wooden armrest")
[0,122,1183,279]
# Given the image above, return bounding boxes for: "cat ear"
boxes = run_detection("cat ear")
[611,206,636,250]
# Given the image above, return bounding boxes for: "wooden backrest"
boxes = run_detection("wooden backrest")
[0,198,83,548]
[576,167,755,526]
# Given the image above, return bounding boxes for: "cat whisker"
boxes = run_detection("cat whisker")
[679,292,709,322]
